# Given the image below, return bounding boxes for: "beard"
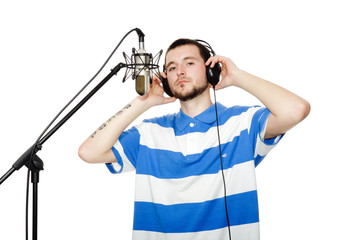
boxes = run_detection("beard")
[173,81,209,102]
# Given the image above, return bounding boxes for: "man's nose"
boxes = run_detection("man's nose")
[176,65,185,76]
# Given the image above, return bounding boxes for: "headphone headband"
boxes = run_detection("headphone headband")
[195,39,216,56]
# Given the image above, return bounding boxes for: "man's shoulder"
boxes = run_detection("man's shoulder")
[142,112,178,128]
[220,104,263,117]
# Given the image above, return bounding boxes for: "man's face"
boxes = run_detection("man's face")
[165,45,209,101]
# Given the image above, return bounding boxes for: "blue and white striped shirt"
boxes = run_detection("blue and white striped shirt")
[107,103,283,240]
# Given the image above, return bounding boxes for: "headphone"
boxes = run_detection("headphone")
[160,39,221,97]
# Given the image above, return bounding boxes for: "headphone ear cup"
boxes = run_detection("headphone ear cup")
[206,62,221,86]
[159,75,174,97]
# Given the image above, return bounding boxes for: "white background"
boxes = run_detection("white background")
[0,0,350,239]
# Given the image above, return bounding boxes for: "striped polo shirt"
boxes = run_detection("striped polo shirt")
[106,103,283,240]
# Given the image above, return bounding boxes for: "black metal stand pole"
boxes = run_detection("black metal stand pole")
[0,62,126,240]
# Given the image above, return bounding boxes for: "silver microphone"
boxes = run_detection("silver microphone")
[134,48,151,96]
[122,28,163,95]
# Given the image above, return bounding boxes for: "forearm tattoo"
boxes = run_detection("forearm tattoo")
[90,103,132,138]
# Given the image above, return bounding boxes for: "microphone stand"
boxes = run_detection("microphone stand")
[0,61,126,240]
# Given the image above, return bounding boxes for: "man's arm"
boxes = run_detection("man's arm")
[206,56,310,139]
[78,78,176,164]
[233,70,310,139]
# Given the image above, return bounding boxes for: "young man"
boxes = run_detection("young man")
[79,38,310,239]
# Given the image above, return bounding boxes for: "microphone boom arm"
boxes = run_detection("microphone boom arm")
[0,62,126,185]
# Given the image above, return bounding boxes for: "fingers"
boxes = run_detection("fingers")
[152,75,162,84]
[150,75,174,98]
[205,55,225,68]
[153,71,167,81]
[160,71,167,79]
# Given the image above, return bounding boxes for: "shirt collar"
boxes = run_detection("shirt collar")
[175,103,227,132]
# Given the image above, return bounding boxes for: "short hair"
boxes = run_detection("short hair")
[164,38,211,69]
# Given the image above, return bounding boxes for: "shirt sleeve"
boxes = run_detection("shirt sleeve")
[105,126,141,174]
[250,107,284,166]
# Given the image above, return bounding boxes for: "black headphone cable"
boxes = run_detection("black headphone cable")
[212,86,232,240]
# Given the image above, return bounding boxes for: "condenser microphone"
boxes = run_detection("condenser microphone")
[122,28,163,95]
[133,31,151,96]
[134,49,151,95]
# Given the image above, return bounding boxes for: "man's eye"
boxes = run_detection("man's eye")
[187,62,194,66]
[169,67,175,71]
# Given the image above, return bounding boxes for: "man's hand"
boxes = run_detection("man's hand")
[205,55,241,90]
[138,75,176,108]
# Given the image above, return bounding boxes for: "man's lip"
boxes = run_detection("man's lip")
[177,80,190,85]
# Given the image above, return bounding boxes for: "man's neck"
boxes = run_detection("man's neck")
[180,89,213,118]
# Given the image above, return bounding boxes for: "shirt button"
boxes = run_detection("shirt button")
[189,123,195,127]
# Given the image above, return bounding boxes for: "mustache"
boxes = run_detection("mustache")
[175,76,190,85]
